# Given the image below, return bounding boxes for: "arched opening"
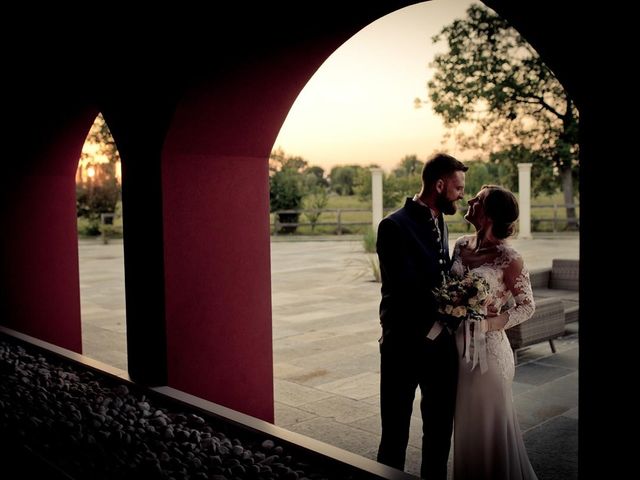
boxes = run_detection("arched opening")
[76,113,127,371]
[269,1,579,477]
[0,1,610,477]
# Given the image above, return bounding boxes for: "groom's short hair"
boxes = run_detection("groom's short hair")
[421,153,468,192]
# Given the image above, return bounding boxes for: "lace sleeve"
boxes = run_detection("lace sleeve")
[452,236,465,263]
[502,252,536,329]
[450,236,469,277]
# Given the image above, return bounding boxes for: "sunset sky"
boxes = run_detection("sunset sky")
[272,0,480,174]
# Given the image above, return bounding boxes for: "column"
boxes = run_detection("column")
[517,163,532,239]
[371,168,383,232]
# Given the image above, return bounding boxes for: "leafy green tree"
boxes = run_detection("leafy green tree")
[423,4,579,228]
[76,182,120,220]
[302,165,329,190]
[392,155,424,178]
[464,161,498,198]
[463,161,490,198]
[269,149,307,233]
[329,165,366,196]
[354,168,402,208]
[269,147,308,174]
[269,171,303,210]
[354,159,421,209]
[389,155,424,206]
[385,175,421,207]
[270,170,304,233]
[76,165,120,235]
[488,145,557,196]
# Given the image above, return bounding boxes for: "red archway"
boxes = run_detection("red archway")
[0,5,614,475]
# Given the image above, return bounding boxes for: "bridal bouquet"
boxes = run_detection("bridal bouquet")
[432,271,490,329]
[428,271,491,373]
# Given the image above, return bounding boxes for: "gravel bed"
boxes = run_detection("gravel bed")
[0,336,361,480]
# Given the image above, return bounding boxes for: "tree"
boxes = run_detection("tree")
[329,165,366,196]
[83,113,121,167]
[269,149,307,233]
[76,114,122,234]
[354,168,399,208]
[383,175,421,207]
[464,161,496,199]
[269,147,308,174]
[76,175,119,221]
[303,187,329,232]
[488,145,557,196]
[354,159,421,209]
[392,155,424,178]
[423,4,579,228]
[303,166,329,190]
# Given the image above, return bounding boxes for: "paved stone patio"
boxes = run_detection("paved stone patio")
[79,234,579,479]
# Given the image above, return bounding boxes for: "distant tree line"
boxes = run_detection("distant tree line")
[269,147,530,233]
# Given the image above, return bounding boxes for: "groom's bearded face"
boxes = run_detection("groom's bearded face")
[436,191,458,215]
[433,171,465,215]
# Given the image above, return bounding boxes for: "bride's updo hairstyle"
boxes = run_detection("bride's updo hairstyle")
[481,185,519,239]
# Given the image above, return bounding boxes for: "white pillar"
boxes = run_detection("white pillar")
[517,163,532,239]
[371,168,383,232]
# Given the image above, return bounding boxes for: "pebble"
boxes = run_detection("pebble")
[0,338,340,480]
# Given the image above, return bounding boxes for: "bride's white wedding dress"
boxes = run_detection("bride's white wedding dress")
[450,235,538,480]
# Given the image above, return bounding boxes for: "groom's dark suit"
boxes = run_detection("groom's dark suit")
[376,197,458,480]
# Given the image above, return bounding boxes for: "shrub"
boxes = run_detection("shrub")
[270,169,304,233]
[303,188,329,232]
[367,254,381,282]
[362,227,376,253]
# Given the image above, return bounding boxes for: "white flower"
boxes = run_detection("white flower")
[445,304,453,315]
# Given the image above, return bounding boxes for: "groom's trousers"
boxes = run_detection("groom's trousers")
[377,329,458,480]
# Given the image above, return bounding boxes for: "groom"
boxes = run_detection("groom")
[376,153,467,479]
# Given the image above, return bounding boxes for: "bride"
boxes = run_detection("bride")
[450,185,538,480]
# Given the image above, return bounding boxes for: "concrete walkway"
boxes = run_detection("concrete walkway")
[78,234,579,479]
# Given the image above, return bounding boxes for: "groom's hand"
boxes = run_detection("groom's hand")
[439,313,463,332]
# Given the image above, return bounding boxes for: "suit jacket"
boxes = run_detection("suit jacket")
[377,197,451,341]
